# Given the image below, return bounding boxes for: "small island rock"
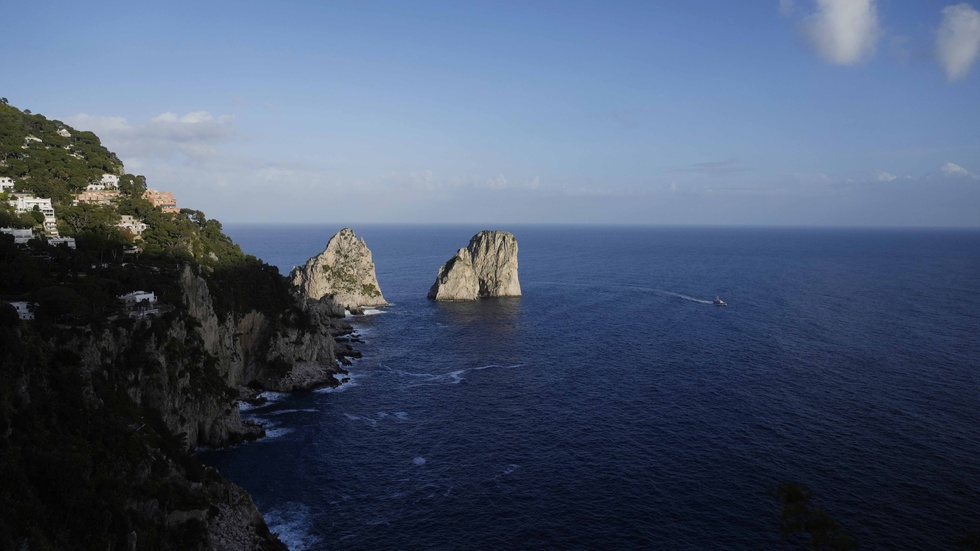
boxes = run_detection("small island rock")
[290,228,386,311]
[428,230,521,301]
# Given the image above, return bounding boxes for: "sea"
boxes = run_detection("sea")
[201,225,980,550]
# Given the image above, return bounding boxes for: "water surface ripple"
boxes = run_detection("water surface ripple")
[202,226,980,550]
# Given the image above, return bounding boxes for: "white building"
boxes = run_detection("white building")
[8,194,59,236]
[101,174,120,188]
[0,177,13,192]
[8,301,35,321]
[57,128,72,138]
[118,215,148,237]
[47,236,76,249]
[119,291,157,305]
[0,227,33,245]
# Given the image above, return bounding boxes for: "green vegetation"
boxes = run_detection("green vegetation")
[0,102,121,210]
[0,323,225,550]
[0,100,295,549]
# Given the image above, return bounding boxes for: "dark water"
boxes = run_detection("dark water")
[203,225,980,550]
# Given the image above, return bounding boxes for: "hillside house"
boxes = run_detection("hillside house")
[142,189,179,213]
[7,301,35,321]
[101,174,120,188]
[73,189,120,205]
[8,194,59,236]
[0,227,33,245]
[47,236,76,249]
[0,177,13,192]
[117,215,148,237]
[118,291,157,305]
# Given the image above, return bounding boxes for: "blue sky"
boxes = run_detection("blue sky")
[3,0,979,226]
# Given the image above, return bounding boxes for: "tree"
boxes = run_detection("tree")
[60,203,120,235]
[30,206,45,226]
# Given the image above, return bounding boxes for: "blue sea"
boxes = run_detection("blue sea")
[203,225,980,550]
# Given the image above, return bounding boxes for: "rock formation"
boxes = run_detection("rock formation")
[428,230,521,301]
[290,228,386,313]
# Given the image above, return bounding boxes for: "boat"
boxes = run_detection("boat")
[713,296,727,307]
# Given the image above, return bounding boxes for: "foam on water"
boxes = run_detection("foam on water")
[244,416,295,440]
[265,408,317,416]
[413,456,426,466]
[256,391,290,403]
[343,413,379,427]
[265,503,321,551]
[212,225,980,550]
[390,363,525,385]
[263,426,295,439]
[314,371,359,393]
[237,401,259,413]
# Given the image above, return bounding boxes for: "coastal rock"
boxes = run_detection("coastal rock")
[290,228,387,312]
[428,230,521,301]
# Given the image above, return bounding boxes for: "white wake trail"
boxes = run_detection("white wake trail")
[653,289,713,304]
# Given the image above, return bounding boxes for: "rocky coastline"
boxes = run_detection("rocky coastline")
[0,100,372,550]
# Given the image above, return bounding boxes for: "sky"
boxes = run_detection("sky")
[2,0,979,227]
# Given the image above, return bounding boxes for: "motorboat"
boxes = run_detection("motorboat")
[713,296,727,307]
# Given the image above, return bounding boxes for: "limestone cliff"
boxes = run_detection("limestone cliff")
[290,228,387,312]
[428,230,522,301]
[62,266,350,449]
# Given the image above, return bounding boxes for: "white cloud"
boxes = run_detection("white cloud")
[779,0,796,18]
[65,113,130,133]
[66,111,237,165]
[876,171,898,182]
[940,161,979,179]
[936,3,980,81]
[803,0,881,65]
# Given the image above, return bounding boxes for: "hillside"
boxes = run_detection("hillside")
[0,100,352,550]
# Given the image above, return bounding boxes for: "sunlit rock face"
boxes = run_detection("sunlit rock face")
[290,228,386,311]
[428,230,521,301]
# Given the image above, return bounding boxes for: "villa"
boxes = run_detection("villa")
[0,227,33,245]
[74,189,120,206]
[7,301,35,321]
[143,189,180,213]
[8,194,59,236]
[118,215,148,237]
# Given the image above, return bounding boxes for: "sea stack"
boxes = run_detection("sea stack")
[290,228,386,312]
[428,230,521,301]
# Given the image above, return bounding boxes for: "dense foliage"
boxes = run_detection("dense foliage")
[0,100,295,550]
[0,101,121,209]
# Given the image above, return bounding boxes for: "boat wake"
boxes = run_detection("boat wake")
[654,290,713,304]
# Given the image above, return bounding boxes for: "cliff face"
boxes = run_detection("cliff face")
[0,264,353,549]
[0,303,292,550]
[181,267,347,394]
[428,230,522,301]
[290,228,387,312]
[62,266,349,449]
[0,99,330,551]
